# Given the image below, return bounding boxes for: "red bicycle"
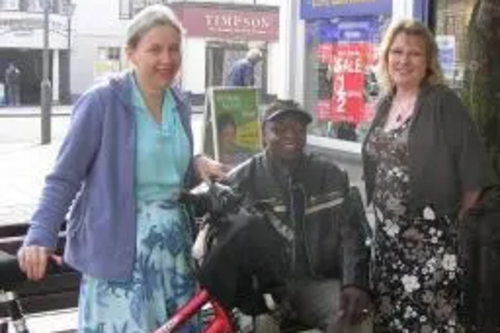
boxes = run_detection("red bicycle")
[153,289,235,333]
[153,183,250,333]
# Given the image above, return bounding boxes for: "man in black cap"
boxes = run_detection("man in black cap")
[197,99,372,332]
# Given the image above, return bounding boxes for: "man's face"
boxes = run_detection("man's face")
[264,114,307,162]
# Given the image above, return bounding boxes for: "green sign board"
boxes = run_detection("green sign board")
[202,87,262,168]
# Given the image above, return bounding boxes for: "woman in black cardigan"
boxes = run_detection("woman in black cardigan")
[362,19,494,332]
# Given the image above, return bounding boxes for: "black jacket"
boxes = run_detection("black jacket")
[362,83,495,215]
[196,152,371,314]
[227,151,370,288]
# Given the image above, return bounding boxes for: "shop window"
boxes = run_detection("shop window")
[118,0,278,19]
[12,0,64,13]
[119,0,170,18]
[107,48,121,61]
[1,0,17,10]
[119,0,132,19]
[304,15,390,143]
[434,0,476,93]
[131,0,147,17]
[94,47,122,82]
[0,0,19,10]
[21,0,42,12]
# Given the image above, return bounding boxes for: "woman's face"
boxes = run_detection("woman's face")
[127,24,181,91]
[387,32,428,91]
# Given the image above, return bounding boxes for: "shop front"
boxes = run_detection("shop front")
[0,5,71,105]
[299,0,433,158]
[300,0,392,155]
[171,2,280,105]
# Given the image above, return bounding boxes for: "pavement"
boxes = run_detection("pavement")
[5,310,78,333]
[0,106,69,226]
[0,141,61,225]
[0,105,72,117]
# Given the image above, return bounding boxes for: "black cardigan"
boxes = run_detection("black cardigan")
[362,83,496,216]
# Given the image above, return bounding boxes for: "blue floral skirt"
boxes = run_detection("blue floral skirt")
[78,200,197,333]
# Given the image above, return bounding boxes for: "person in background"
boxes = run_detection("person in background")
[362,19,495,332]
[4,63,21,106]
[17,5,225,333]
[226,48,262,87]
[199,99,372,332]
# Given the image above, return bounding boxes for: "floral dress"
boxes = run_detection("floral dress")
[365,120,464,333]
[78,81,197,333]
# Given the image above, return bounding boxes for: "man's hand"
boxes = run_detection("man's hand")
[193,155,228,182]
[337,286,371,326]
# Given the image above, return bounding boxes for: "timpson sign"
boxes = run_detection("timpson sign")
[176,7,279,41]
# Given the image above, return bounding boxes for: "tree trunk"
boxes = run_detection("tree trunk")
[464,3,500,332]
[464,0,500,179]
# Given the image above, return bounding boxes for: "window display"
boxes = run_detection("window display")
[305,15,390,143]
[94,47,122,83]
[434,0,476,92]
[0,0,18,10]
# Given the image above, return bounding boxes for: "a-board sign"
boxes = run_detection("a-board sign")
[201,87,262,168]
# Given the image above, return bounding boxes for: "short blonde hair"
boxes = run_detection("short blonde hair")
[126,5,185,49]
[377,19,444,93]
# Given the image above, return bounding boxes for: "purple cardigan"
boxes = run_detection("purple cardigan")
[24,72,196,280]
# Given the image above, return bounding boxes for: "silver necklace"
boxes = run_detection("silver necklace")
[394,98,415,123]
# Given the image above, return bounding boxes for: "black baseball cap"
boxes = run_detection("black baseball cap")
[263,100,312,125]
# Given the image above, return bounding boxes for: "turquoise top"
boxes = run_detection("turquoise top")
[131,77,191,201]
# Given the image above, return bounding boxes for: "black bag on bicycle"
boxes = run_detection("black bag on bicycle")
[194,196,289,315]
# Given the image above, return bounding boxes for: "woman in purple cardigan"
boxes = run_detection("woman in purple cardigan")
[17,5,224,333]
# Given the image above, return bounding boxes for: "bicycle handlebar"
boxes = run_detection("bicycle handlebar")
[179,182,244,218]
[0,250,70,292]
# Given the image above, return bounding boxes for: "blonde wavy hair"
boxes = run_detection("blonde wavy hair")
[377,19,445,93]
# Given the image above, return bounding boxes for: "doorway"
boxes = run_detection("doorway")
[0,48,51,105]
[205,42,267,94]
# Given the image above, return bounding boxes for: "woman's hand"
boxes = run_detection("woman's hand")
[17,245,59,281]
[194,155,228,182]
[459,189,481,221]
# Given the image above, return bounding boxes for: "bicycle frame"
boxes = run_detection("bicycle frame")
[0,289,29,333]
[153,289,234,333]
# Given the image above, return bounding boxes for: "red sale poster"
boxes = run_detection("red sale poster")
[331,43,370,124]
[315,43,335,64]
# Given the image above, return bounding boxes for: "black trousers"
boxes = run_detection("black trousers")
[284,279,340,330]
[196,209,371,332]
